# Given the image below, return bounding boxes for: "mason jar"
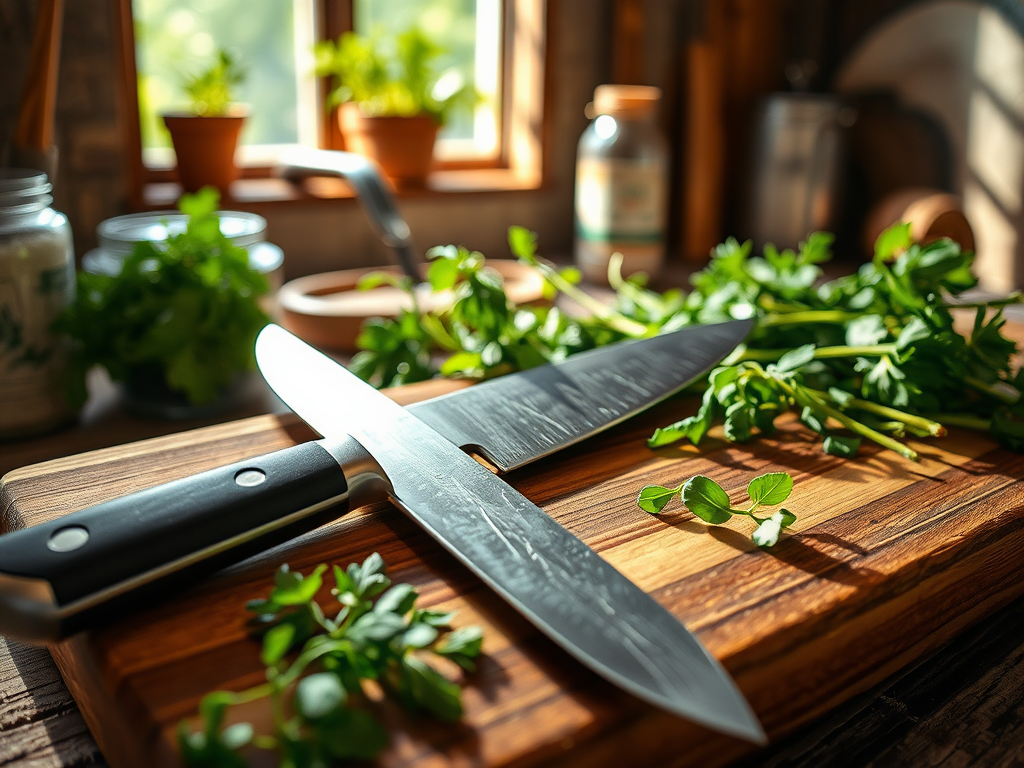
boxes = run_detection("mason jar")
[0,169,75,438]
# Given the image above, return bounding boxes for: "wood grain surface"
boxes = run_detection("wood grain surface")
[3,380,1024,767]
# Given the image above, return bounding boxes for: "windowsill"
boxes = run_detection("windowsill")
[139,168,545,210]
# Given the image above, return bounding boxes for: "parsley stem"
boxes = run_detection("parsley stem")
[277,641,344,689]
[964,375,1021,404]
[232,682,274,704]
[525,255,650,337]
[759,310,863,326]
[806,388,947,436]
[775,377,920,461]
[607,253,668,317]
[814,344,899,358]
[924,413,992,431]
[735,344,899,363]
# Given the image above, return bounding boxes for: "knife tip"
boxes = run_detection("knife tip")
[663,692,768,746]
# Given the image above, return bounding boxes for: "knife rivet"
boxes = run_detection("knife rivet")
[47,526,89,552]
[235,468,267,487]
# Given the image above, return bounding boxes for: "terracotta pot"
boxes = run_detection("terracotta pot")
[337,103,440,187]
[162,111,246,195]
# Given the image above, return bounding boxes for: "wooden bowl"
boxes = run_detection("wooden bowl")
[278,260,547,351]
[863,187,975,256]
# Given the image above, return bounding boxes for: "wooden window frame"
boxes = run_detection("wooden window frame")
[113,0,548,210]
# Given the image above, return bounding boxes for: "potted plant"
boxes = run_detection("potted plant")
[162,49,248,195]
[56,188,270,418]
[314,27,475,187]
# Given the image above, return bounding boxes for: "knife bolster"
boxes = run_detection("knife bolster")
[319,436,392,510]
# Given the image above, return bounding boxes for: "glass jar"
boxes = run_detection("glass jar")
[574,85,670,284]
[82,210,285,304]
[0,169,75,438]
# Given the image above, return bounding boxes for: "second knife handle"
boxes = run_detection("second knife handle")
[0,439,368,643]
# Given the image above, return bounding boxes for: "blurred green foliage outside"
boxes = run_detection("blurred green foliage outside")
[135,0,486,152]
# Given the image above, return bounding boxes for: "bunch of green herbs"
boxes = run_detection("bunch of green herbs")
[57,188,269,407]
[352,224,1024,460]
[179,553,482,767]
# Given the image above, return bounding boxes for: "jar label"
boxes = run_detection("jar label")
[0,236,74,435]
[575,158,668,243]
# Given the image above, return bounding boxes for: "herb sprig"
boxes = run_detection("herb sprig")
[638,472,797,547]
[351,222,1024,460]
[640,226,1024,460]
[57,188,269,407]
[182,49,246,116]
[178,554,482,767]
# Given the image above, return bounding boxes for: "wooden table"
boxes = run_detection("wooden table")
[3,371,1024,767]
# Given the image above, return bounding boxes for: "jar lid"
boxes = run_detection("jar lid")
[593,85,662,117]
[0,168,52,214]
[96,210,268,257]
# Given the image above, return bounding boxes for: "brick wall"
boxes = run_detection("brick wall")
[1,0,127,261]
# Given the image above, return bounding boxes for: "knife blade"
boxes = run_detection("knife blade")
[257,323,764,743]
[0,319,756,742]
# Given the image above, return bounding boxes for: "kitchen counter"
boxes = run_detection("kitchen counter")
[2,361,1024,767]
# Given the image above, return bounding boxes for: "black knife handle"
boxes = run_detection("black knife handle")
[0,439,384,643]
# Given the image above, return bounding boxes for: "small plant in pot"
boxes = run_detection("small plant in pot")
[56,188,270,418]
[163,49,248,196]
[314,27,475,188]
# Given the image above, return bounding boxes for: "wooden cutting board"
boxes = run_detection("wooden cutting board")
[2,379,1024,768]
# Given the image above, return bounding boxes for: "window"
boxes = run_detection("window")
[133,0,319,167]
[116,0,544,206]
[352,0,504,162]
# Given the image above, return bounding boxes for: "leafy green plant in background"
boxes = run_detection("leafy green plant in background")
[178,554,482,767]
[182,48,247,116]
[56,188,269,407]
[314,26,476,124]
[638,472,797,547]
[352,223,1024,460]
[134,0,300,150]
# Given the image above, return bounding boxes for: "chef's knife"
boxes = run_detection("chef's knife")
[0,319,761,741]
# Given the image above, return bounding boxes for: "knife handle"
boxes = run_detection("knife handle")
[0,437,387,644]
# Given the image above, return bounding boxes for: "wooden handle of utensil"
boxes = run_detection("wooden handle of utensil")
[14,0,64,152]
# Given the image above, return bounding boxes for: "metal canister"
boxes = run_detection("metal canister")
[743,94,855,250]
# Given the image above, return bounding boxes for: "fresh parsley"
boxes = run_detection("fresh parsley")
[178,554,482,767]
[638,472,797,547]
[352,222,1023,460]
[56,188,269,407]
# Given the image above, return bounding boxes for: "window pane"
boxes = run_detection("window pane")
[133,0,307,154]
[354,0,502,157]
